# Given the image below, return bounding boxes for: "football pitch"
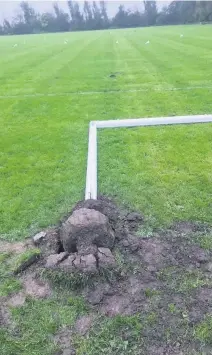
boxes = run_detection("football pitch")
[0,25,212,241]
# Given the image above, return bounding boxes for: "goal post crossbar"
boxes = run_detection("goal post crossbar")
[85,115,212,200]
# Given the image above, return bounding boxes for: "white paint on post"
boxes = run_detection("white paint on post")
[85,115,212,200]
[85,121,97,200]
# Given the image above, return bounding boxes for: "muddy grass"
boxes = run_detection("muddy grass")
[1,197,212,354]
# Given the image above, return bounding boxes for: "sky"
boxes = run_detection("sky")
[0,1,170,23]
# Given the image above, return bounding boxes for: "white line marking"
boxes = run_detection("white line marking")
[85,115,212,200]
[1,85,212,99]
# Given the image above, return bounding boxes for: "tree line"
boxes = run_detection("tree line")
[0,1,212,36]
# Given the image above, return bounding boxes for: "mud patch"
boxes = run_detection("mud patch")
[197,287,212,304]
[171,221,208,234]
[147,344,184,355]
[54,327,75,355]
[139,238,170,270]
[0,300,11,327]
[0,240,27,254]
[8,292,26,307]
[2,197,212,354]
[75,314,95,335]
[21,274,51,299]
[100,294,134,316]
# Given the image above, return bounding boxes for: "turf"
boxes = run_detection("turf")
[0,25,212,241]
[1,233,212,355]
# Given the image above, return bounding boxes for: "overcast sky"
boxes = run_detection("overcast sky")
[0,1,170,23]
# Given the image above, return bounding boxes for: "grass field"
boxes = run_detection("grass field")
[0,25,212,355]
[0,25,212,241]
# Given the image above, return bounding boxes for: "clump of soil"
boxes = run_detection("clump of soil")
[1,196,212,354]
[39,198,144,282]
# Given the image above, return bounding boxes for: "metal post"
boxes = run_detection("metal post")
[85,115,212,200]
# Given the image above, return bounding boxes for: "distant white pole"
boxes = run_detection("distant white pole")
[85,115,212,200]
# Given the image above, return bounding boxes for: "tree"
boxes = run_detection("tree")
[156,5,169,25]
[195,1,212,22]
[19,1,40,33]
[143,1,157,26]
[2,0,212,36]
[112,5,127,28]
[20,2,36,25]
[67,1,84,31]
[165,1,190,24]
[3,19,12,35]
[128,10,145,28]
[12,14,27,35]
[82,1,109,30]
[92,1,102,29]
[100,1,109,28]
[53,3,70,32]
[40,12,57,33]
[112,5,145,29]
[155,1,212,25]
[83,1,93,29]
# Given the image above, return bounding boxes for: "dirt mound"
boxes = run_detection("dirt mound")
[60,208,115,253]
[34,198,144,280]
[1,197,212,354]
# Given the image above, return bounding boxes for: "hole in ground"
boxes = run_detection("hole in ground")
[57,239,77,254]
[58,240,64,253]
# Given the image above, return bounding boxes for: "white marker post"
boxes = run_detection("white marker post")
[85,121,97,200]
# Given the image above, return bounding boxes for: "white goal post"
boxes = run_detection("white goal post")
[85,115,212,200]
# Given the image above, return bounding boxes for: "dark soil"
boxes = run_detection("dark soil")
[1,196,212,354]
[68,198,212,353]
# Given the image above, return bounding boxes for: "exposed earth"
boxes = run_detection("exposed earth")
[1,197,212,354]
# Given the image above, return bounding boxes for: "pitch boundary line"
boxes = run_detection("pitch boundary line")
[1,85,212,99]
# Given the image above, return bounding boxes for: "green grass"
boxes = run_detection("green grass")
[158,266,210,293]
[43,268,98,290]
[196,233,212,250]
[194,316,212,345]
[0,26,212,240]
[0,248,89,355]
[1,25,212,353]
[0,295,88,355]
[12,248,40,274]
[0,248,39,296]
[0,252,22,296]
[75,314,143,355]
